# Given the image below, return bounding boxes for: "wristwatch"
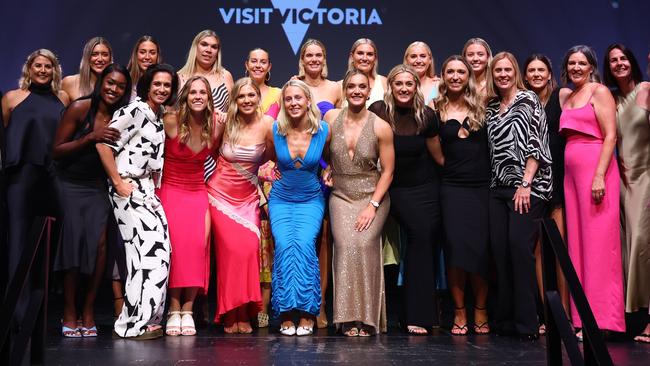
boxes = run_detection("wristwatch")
[369,200,380,208]
[521,180,531,188]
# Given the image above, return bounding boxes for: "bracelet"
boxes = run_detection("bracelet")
[369,200,380,208]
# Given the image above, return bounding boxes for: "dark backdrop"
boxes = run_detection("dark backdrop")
[1,0,649,93]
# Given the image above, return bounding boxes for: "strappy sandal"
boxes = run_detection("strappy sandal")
[237,321,253,334]
[473,306,490,335]
[80,326,98,337]
[451,306,468,336]
[451,323,469,336]
[358,325,374,337]
[634,333,650,344]
[180,311,196,336]
[342,323,359,337]
[406,325,429,335]
[223,311,239,334]
[166,311,182,336]
[61,325,82,338]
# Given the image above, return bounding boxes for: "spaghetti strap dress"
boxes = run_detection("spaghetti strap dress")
[615,84,650,313]
[560,96,625,332]
[156,135,211,293]
[208,142,266,322]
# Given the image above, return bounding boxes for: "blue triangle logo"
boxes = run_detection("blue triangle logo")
[271,0,321,54]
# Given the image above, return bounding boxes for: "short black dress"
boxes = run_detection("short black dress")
[439,117,490,278]
[54,105,112,274]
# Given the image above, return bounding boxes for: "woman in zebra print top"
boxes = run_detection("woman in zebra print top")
[485,52,552,340]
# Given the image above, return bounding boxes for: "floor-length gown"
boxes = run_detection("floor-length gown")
[208,142,266,322]
[329,110,389,333]
[615,84,650,313]
[561,97,625,332]
[269,121,328,315]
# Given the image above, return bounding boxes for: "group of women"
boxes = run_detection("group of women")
[1,30,649,343]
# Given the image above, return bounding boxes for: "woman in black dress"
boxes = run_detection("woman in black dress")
[369,64,441,335]
[433,55,490,335]
[53,64,131,337]
[1,48,69,327]
[523,54,569,334]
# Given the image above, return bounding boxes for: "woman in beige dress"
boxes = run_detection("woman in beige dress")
[603,44,650,343]
[324,69,394,336]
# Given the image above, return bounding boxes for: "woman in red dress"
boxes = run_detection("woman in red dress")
[158,75,215,336]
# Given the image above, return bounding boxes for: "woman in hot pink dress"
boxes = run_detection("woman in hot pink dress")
[208,77,275,333]
[158,75,215,336]
[559,45,625,338]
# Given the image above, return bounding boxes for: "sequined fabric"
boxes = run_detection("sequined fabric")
[329,109,389,333]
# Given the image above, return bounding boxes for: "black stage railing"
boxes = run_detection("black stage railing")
[540,217,613,366]
[0,216,54,365]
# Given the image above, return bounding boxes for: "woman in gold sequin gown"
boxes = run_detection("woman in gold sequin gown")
[324,70,394,336]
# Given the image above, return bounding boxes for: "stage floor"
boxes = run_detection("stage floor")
[44,322,649,365]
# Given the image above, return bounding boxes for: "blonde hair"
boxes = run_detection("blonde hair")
[127,35,162,86]
[78,37,113,96]
[383,65,427,133]
[486,52,527,100]
[403,41,436,78]
[224,77,262,145]
[276,80,321,136]
[298,39,328,79]
[174,75,215,148]
[347,38,379,77]
[434,55,485,131]
[178,30,223,78]
[19,49,62,93]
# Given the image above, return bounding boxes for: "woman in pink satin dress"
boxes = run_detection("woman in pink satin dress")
[207,77,275,333]
[559,45,625,339]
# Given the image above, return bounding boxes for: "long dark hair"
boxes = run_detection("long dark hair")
[602,43,643,88]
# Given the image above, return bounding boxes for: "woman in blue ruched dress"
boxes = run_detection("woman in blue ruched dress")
[269,80,331,337]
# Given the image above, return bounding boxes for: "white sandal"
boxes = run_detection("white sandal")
[180,311,196,336]
[166,311,182,336]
